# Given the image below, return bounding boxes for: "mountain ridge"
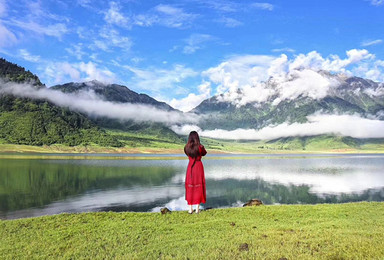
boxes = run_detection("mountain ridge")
[51,80,175,111]
[0,58,122,147]
[193,72,384,131]
[0,57,383,151]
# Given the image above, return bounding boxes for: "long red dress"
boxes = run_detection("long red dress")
[185,145,207,205]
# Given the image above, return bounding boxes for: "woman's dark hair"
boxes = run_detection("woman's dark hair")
[184,131,201,158]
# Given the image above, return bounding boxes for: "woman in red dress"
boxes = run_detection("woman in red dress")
[184,131,207,214]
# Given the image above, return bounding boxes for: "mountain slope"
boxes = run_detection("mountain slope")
[51,81,183,143]
[0,58,122,147]
[51,80,174,111]
[193,72,384,131]
[0,58,43,87]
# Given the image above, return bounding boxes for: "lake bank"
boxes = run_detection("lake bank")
[1,143,383,155]
[1,202,383,259]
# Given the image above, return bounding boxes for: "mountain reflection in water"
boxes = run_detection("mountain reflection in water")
[0,153,383,219]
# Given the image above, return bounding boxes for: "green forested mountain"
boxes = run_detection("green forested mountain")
[0,58,43,86]
[51,80,183,143]
[0,59,122,147]
[51,80,174,111]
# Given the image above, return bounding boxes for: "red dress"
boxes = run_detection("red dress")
[185,145,207,205]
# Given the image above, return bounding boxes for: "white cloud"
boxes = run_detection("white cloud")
[183,34,214,54]
[134,4,197,28]
[369,0,384,6]
[104,1,130,28]
[26,1,69,22]
[271,47,295,53]
[361,39,383,47]
[0,22,17,47]
[171,124,202,136]
[124,64,198,93]
[10,20,68,39]
[100,27,132,50]
[351,59,384,82]
[65,43,86,60]
[196,0,238,13]
[91,27,132,52]
[216,17,243,27]
[273,69,341,103]
[202,49,383,106]
[18,49,40,62]
[79,61,116,82]
[203,54,275,95]
[0,0,6,17]
[195,114,384,140]
[77,0,91,7]
[0,81,199,125]
[251,2,274,11]
[42,61,116,85]
[169,81,211,112]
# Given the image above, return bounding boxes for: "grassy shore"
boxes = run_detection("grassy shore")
[0,142,383,155]
[1,202,383,259]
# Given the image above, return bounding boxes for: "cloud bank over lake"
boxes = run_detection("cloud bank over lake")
[172,113,384,140]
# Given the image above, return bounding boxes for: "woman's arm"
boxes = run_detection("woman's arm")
[199,145,207,156]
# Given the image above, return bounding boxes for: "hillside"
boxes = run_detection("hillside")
[51,81,184,143]
[193,72,384,130]
[0,59,122,147]
[0,58,43,87]
[51,80,174,111]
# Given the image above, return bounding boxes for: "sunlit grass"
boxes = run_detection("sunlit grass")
[1,202,383,259]
[1,133,384,154]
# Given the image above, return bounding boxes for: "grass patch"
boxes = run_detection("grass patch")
[1,202,383,259]
[1,133,384,154]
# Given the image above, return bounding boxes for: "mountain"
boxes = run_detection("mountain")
[193,72,384,131]
[51,81,183,142]
[51,80,174,111]
[0,58,43,87]
[0,58,122,147]
[1,57,383,151]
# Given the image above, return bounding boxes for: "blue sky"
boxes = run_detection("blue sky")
[0,0,384,111]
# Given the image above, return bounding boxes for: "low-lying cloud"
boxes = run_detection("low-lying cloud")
[172,114,384,140]
[0,81,199,124]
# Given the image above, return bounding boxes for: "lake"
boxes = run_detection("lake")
[1,153,384,220]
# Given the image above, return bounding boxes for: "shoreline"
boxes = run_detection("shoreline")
[1,143,383,155]
[2,200,382,221]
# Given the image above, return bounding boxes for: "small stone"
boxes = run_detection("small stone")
[239,243,249,251]
[160,207,171,214]
[243,199,263,207]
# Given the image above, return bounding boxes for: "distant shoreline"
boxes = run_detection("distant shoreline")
[0,143,383,155]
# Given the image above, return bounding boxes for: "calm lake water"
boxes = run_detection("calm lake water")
[1,153,383,219]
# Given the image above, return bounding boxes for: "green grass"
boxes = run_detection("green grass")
[1,133,384,154]
[1,202,383,259]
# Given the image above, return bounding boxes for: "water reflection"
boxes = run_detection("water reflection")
[0,154,384,219]
[0,158,182,218]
